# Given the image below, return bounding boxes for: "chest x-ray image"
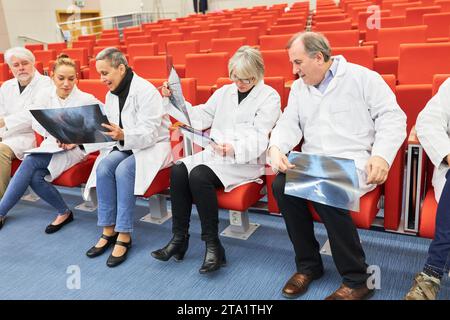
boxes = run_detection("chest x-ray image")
[284,152,360,211]
[30,104,113,144]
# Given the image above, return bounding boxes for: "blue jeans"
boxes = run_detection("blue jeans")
[425,170,450,278]
[0,154,69,217]
[96,151,136,233]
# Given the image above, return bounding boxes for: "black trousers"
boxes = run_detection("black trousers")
[170,163,224,241]
[272,173,369,288]
[193,0,208,14]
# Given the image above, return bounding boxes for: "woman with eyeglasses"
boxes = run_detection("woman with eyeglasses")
[152,46,281,274]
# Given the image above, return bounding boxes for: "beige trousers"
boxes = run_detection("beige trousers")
[0,143,16,198]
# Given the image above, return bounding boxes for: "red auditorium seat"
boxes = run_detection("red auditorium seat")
[156,33,183,54]
[313,19,353,31]
[127,43,158,67]
[229,27,260,46]
[321,30,360,47]
[396,43,450,133]
[166,40,200,78]
[133,55,172,79]
[269,24,304,35]
[96,38,121,47]
[61,48,89,67]
[259,34,292,50]
[72,40,95,57]
[210,37,246,54]
[333,46,374,70]
[47,42,67,55]
[185,52,229,104]
[34,50,57,71]
[25,44,44,52]
[77,79,109,103]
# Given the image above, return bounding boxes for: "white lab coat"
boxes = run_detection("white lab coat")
[269,56,407,195]
[416,78,450,202]
[30,85,102,181]
[166,80,281,191]
[83,73,172,200]
[0,71,52,159]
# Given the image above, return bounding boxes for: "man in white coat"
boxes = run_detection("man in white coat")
[268,32,406,300]
[405,78,450,300]
[0,47,51,197]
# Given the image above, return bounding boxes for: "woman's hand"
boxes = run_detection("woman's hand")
[102,123,124,141]
[161,81,172,98]
[212,143,235,158]
[56,140,77,150]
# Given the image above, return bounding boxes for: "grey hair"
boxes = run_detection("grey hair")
[286,32,331,62]
[4,47,35,66]
[96,47,128,68]
[228,45,265,83]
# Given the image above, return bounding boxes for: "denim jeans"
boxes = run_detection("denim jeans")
[0,154,69,217]
[96,151,136,233]
[425,170,450,278]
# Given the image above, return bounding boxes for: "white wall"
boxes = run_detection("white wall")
[0,0,10,51]
[1,0,100,47]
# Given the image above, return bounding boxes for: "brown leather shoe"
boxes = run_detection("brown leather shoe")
[282,272,322,299]
[325,284,375,300]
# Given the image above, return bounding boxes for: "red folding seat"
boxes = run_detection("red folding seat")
[260,49,296,81]
[269,24,304,35]
[241,20,269,36]
[125,35,152,46]
[133,55,172,79]
[77,79,109,103]
[72,40,95,57]
[78,34,97,42]
[185,52,229,104]
[314,13,348,23]
[405,6,441,26]
[208,23,232,38]
[321,30,360,47]
[333,46,374,70]
[188,30,220,52]
[127,43,158,67]
[210,37,246,54]
[166,40,200,78]
[96,38,121,47]
[259,34,292,50]
[34,50,57,72]
[61,48,89,67]
[391,2,425,16]
[47,42,67,54]
[396,43,450,133]
[423,12,450,41]
[156,33,183,54]
[313,19,352,31]
[276,17,305,25]
[0,52,3,63]
[25,44,44,52]
[229,27,260,46]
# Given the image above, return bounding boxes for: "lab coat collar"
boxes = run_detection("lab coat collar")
[50,83,81,104]
[308,55,348,97]
[229,79,265,99]
[10,70,45,92]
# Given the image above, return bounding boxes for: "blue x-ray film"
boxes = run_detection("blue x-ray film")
[284,152,360,211]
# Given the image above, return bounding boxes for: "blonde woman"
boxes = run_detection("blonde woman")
[152,46,281,274]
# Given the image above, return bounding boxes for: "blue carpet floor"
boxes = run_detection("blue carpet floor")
[0,187,448,300]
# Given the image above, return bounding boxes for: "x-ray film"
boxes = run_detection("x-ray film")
[168,66,191,126]
[30,104,113,144]
[285,152,360,211]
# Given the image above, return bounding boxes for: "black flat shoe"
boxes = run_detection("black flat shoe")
[45,211,74,234]
[106,239,132,268]
[0,216,5,231]
[86,233,118,258]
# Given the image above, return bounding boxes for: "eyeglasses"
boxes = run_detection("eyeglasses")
[230,75,254,85]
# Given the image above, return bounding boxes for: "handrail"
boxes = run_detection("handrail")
[17,35,48,44]
[57,11,178,26]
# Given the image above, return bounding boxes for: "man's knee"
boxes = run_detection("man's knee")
[0,143,14,161]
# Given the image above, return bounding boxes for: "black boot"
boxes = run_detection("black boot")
[199,239,226,274]
[151,234,189,261]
